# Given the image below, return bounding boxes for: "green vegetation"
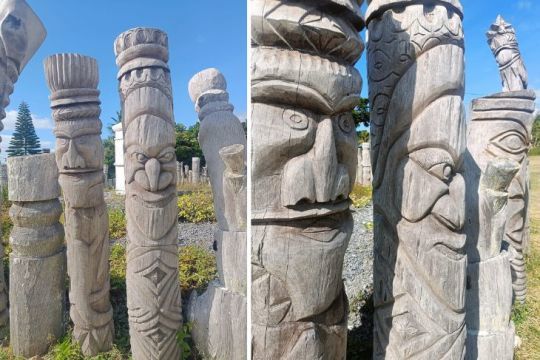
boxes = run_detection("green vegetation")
[1,187,11,243]
[179,245,217,293]
[6,102,42,157]
[175,123,204,165]
[108,209,127,240]
[515,156,540,359]
[350,184,372,209]
[178,191,216,223]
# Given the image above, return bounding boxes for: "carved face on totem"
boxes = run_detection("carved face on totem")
[0,0,46,117]
[125,115,177,243]
[54,121,103,173]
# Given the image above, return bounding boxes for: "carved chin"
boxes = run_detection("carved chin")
[127,193,177,241]
[59,172,104,208]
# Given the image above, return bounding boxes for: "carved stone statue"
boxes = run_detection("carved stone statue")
[486,16,536,304]
[187,68,247,359]
[361,142,371,185]
[192,157,201,184]
[0,0,46,330]
[487,15,528,92]
[44,53,114,356]
[251,1,364,357]
[112,122,125,194]
[366,1,467,358]
[115,28,182,359]
[8,154,65,357]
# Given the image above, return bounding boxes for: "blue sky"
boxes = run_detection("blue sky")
[2,0,246,160]
[356,0,540,111]
[2,1,539,160]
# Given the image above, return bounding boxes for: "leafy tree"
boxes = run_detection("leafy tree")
[103,111,122,179]
[352,97,370,128]
[358,130,370,144]
[532,114,540,148]
[175,123,204,165]
[7,102,41,157]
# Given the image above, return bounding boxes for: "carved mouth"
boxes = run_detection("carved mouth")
[60,168,98,174]
[129,184,176,208]
[433,233,466,261]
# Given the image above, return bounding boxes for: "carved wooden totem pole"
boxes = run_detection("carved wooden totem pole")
[115,28,182,359]
[487,16,536,304]
[44,53,114,355]
[187,68,247,359]
[8,154,65,357]
[367,1,468,358]
[464,16,536,359]
[0,0,46,330]
[251,1,363,358]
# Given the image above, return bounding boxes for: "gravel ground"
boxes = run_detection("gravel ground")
[178,221,217,250]
[344,203,375,358]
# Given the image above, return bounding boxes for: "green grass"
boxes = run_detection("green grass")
[515,156,540,359]
[350,184,372,208]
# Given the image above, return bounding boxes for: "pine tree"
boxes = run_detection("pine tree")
[6,102,41,157]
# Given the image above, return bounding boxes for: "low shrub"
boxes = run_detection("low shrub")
[109,209,127,240]
[530,147,540,156]
[179,245,217,293]
[178,191,216,223]
[350,184,372,208]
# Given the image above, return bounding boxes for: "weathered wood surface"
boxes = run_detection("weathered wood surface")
[115,28,182,359]
[486,16,536,304]
[0,0,46,332]
[187,68,247,359]
[8,154,65,357]
[251,1,363,358]
[367,1,468,358]
[44,53,114,356]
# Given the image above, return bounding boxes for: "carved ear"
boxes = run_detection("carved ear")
[0,0,46,72]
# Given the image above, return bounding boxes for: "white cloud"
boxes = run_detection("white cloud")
[517,1,533,10]
[2,109,53,131]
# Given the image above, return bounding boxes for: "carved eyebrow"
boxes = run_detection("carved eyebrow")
[54,128,100,138]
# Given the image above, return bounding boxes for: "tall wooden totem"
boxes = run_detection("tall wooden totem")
[44,53,114,355]
[251,1,364,358]
[115,28,182,359]
[367,1,468,358]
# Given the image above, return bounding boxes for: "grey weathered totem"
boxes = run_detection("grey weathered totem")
[486,15,537,304]
[115,28,182,359]
[187,68,247,360]
[44,53,114,356]
[251,1,364,358]
[8,154,65,357]
[366,1,468,358]
[0,0,46,331]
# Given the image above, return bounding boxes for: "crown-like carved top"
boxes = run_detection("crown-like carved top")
[366,0,463,23]
[44,54,99,92]
[188,68,227,103]
[114,27,168,68]
[487,16,518,55]
[0,0,46,73]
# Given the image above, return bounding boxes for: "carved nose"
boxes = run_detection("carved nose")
[433,174,466,231]
[145,158,160,192]
[312,118,338,202]
[63,141,85,169]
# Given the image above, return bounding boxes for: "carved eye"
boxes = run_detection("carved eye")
[282,109,309,130]
[159,152,175,163]
[429,163,453,182]
[338,113,354,134]
[57,138,69,147]
[136,153,148,163]
[491,131,528,155]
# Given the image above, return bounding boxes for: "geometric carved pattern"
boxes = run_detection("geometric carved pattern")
[367,2,467,358]
[115,27,181,359]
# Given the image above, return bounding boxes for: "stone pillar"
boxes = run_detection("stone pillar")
[192,157,201,184]
[115,27,182,359]
[486,16,536,304]
[0,164,6,190]
[361,142,371,186]
[176,161,182,186]
[356,147,363,185]
[184,165,190,183]
[0,0,46,332]
[44,53,114,356]
[7,154,65,357]
[112,122,125,194]
[187,68,247,359]
[366,1,467,358]
[463,17,537,359]
[251,1,364,358]
[103,164,109,183]
[188,170,193,183]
